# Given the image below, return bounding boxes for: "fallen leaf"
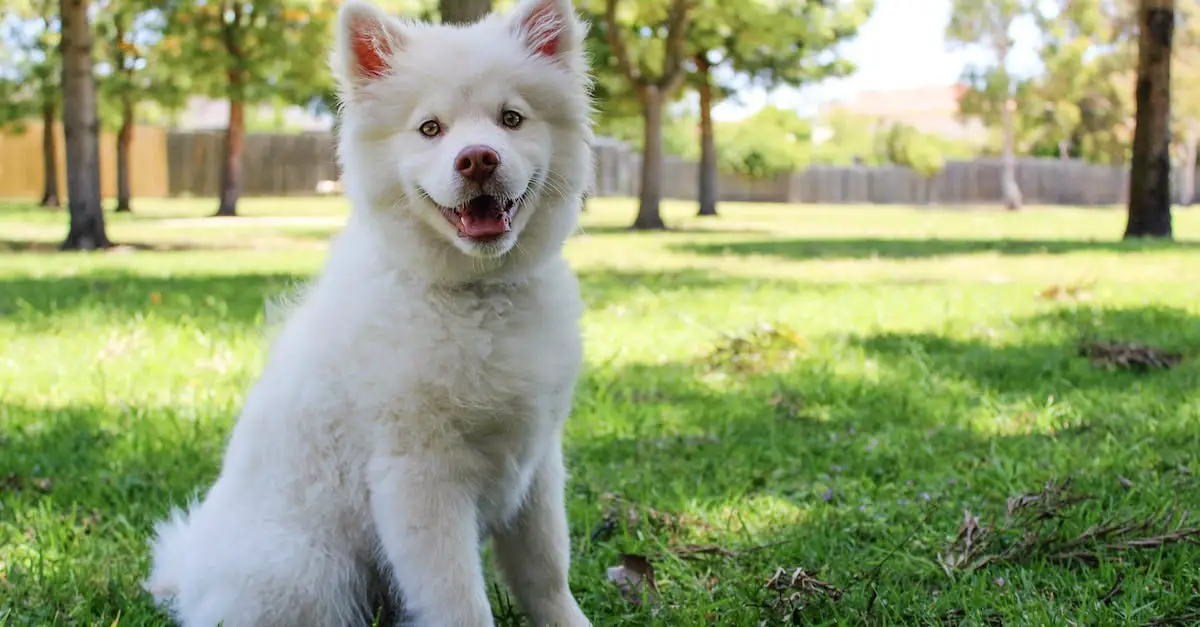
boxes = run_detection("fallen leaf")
[1080,341,1183,373]
[764,566,843,600]
[1,474,52,493]
[1038,281,1094,301]
[606,553,658,607]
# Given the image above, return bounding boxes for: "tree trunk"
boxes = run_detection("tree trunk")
[40,100,61,208]
[440,0,492,24]
[631,86,667,230]
[1126,0,1174,239]
[1000,96,1023,210]
[59,0,110,250]
[114,92,134,212]
[1180,123,1198,207]
[696,55,718,217]
[1058,138,1070,160]
[215,95,245,217]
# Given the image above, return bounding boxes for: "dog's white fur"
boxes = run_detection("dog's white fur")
[144,0,594,625]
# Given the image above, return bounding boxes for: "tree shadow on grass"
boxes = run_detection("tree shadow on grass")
[0,238,245,254]
[2,267,804,327]
[571,224,771,237]
[574,268,950,313]
[849,304,1200,401]
[0,271,305,327]
[672,237,1200,262]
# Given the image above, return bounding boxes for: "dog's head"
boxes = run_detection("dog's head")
[331,0,593,281]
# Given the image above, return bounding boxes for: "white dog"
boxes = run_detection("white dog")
[144,0,595,625]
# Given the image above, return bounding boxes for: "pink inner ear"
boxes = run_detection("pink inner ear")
[522,2,563,57]
[351,21,391,77]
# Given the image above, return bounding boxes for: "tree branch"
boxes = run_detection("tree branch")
[658,0,692,94]
[604,0,645,89]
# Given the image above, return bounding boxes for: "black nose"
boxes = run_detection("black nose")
[455,145,500,183]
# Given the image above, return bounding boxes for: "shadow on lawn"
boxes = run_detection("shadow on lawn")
[673,236,1200,262]
[0,271,304,327]
[1,267,815,325]
[571,223,770,237]
[0,237,243,254]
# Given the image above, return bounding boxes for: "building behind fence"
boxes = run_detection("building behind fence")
[4,126,1198,205]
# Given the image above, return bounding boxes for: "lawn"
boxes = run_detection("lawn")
[1,198,1199,625]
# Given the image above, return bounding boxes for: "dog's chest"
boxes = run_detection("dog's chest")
[414,284,580,416]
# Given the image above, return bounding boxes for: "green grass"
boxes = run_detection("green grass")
[2,197,1199,625]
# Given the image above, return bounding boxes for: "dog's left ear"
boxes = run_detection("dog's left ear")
[331,0,408,98]
[508,0,581,61]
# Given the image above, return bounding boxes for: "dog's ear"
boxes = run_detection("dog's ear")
[331,0,406,95]
[507,0,582,61]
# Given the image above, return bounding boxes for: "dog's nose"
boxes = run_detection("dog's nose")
[454,145,500,183]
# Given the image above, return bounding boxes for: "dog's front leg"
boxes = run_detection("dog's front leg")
[369,454,494,627]
[492,438,590,627]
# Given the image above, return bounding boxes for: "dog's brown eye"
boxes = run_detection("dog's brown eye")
[501,110,523,129]
[419,120,441,137]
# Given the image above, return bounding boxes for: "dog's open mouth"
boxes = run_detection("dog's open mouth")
[440,195,521,241]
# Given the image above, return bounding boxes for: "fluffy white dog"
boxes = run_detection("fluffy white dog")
[144,0,595,625]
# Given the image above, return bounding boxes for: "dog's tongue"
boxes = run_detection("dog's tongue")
[459,196,508,238]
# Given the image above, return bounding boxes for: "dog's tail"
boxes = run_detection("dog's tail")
[144,505,195,603]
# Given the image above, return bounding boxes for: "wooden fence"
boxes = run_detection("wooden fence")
[165,132,1194,206]
[166,131,340,197]
[0,122,168,199]
[5,127,1197,206]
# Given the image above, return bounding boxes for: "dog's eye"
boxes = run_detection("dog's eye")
[500,110,523,129]
[419,120,442,137]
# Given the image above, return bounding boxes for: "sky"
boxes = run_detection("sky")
[711,0,1047,121]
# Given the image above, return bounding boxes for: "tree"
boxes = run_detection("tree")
[95,0,186,212]
[0,0,63,207]
[947,0,1031,210]
[687,0,870,216]
[1029,0,1133,163]
[59,0,111,250]
[602,0,693,230]
[164,0,337,217]
[439,0,491,24]
[1125,0,1174,238]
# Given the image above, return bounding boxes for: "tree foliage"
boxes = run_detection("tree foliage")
[95,0,189,124]
[0,0,60,131]
[712,106,813,179]
[1025,0,1132,162]
[162,0,336,106]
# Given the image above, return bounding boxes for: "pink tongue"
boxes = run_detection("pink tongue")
[459,212,508,238]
